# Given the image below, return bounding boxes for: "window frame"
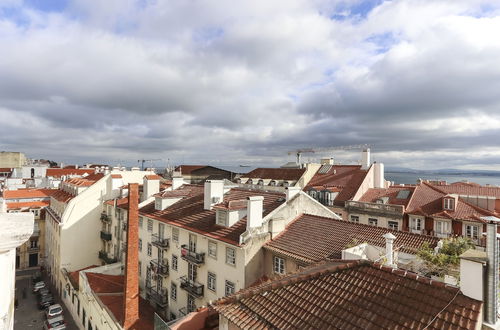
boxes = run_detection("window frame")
[350,215,359,223]
[170,282,177,301]
[388,221,399,231]
[171,255,178,271]
[368,218,378,226]
[208,240,217,259]
[147,243,152,256]
[225,247,236,266]
[207,272,216,292]
[273,256,285,274]
[225,280,235,296]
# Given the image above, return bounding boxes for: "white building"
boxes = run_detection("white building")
[0,201,34,330]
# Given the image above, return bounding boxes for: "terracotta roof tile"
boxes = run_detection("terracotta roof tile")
[431,181,500,198]
[7,201,49,210]
[3,188,58,199]
[46,168,95,178]
[174,165,207,174]
[213,260,482,330]
[243,168,306,181]
[68,265,99,289]
[306,165,368,205]
[360,186,415,207]
[140,185,285,245]
[51,190,75,203]
[144,174,162,180]
[265,214,439,262]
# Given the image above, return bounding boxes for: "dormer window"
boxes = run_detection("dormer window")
[443,198,454,210]
[269,180,276,186]
[283,181,289,187]
[248,179,254,185]
[216,210,228,226]
[236,179,242,184]
[257,179,264,186]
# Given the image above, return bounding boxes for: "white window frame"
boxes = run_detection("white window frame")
[216,211,228,226]
[443,198,454,210]
[226,247,236,266]
[350,215,359,223]
[147,243,152,256]
[225,280,235,296]
[170,283,177,301]
[435,220,449,235]
[368,218,378,226]
[172,228,179,243]
[208,241,217,259]
[207,272,216,292]
[388,221,399,231]
[273,256,285,274]
[465,224,479,240]
[147,219,153,232]
[411,218,422,230]
[172,255,178,271]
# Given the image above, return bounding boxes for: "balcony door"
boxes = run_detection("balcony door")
[189,234,197,252]
[158,248,164,261]
[159,223,165,239]
[188,263,197,282]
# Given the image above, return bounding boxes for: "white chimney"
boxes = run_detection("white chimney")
[361,148,370,170]
[459,249,486,301]
[143,175,160,201]
[286,187,301,201]
[204,180,224,210]
[374,162,385,188]
[172,176,184,190]
[247,196,264,229]
[75,164,79,169]
[104,166,110,175]
[383,232,396,268]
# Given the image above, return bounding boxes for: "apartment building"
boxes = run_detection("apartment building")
[45,169,154,296]
[102,179,339,322]
[3,188,57,269]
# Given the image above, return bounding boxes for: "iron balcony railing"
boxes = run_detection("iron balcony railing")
[100,230,112,241]
[98,250,117,264]
[151,234,170,249]
[179,276,204,297]
[178,307,188,317]
[147,286,168,307]
[150,259,169,276]
[27,246,40,252]
[180,245,205,264]
[100,213,111,223]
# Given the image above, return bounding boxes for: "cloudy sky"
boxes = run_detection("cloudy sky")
[1,0,500,170]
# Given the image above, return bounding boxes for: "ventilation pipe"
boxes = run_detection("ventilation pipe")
[383,232,396,268]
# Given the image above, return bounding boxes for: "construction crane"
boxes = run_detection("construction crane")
[137,159,161,171]
[287,144,371,167]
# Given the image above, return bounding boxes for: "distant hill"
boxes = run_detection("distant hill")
[386,167,500,176]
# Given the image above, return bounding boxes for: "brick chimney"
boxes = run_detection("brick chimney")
[123,183,139,329]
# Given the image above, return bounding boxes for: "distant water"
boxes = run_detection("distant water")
[386,172,500,186]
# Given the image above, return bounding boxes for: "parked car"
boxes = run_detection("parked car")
[45,304,63,319]
[33,281,45,293]
[38,292,52,302]
[38,295,55,310]
[43,315,65,330]
[37,288,50,297]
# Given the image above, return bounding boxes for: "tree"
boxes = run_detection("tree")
[417,237,475,277]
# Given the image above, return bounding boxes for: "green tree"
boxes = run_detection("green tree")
[417,237,475,277]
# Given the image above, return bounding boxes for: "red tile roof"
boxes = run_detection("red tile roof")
[68,265,99,289]
[306,165,369,205]
[65,173,104,187]
[243,168,306,181]
[213,199,247,210]
[46,168,95,178]
[140,185,286,245]
[430,181,500,198]
[85,273,154,330]
[265,214,439,262]
[7,201,49,210]
[213,260,482,330]
[105,197,131,209]
[407,183,495,222]
[51,190,75,203]
[111,174,122,179]
[2,188,58,199]
[0,168,12,173]
[144,174,162,180]
[359,186,415,207]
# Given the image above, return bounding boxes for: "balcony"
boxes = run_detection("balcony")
[100,230,112,241]
[150,259,169,277]
[146,287,168,307]
[180,245,205,264]
[345,201,404,218]
[98,250,117,264]
[28,246,40,253]
[178,307,188,317]
[151,234,169,249]
[179,276,204,298]
[100,213,111,223]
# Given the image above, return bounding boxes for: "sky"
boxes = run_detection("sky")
[1,0,500,170]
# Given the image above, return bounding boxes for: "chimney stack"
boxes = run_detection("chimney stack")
[172,176,184,190]
[123,183,139,329]
[285,187,301,202]
[361,148,370,170]
[374,162,385,188]
[383,232,396,268]
[247,196,264,229]
[142,175,160,201]
[204,180,224,210]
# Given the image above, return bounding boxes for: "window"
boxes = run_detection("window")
[208,241,217,259]
[444,198,454,210]
[207,272,216,291]
[172,255,178,271]
[436,221,449,234]
[147,243,152,256]
[147,219,153,232]
[189,234,197,252]
[411,218,422,230]
[350,215,359,223]
[187,295,196,313]
[273,256,285,274]
[170,283,177,301]
[368,218,378,226]
[225,280,235,296]
[30,239,38,248]
[188,263,197,281]
[139,217,143,228]
[172,228,179,242]
[138,239,142,252]
[226,247,236,266]
[138,261,141,276]
[388,221,399,231]
[465,225,479,240]
[82,308,86,327]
